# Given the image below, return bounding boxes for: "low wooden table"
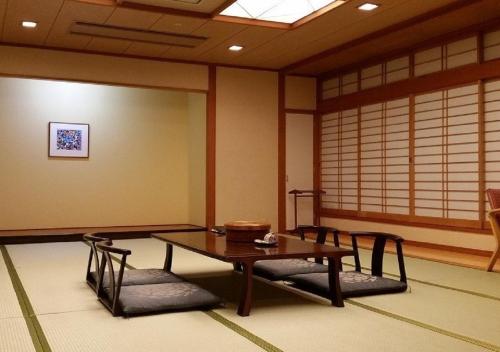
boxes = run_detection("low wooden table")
[152,232,354,317]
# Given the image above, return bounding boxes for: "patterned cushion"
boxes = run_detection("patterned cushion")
[287,271,407,298]
[253,259,328,281]
[108,282,221,315]
[91,269,183,287]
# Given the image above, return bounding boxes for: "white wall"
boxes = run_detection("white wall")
[215,67,279,230]
[187,93,207,226]
[0,77,207,229]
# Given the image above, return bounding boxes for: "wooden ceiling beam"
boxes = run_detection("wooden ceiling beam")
[281,0,484,74]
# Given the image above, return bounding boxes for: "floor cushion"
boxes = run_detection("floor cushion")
[253,259,328,281]
[108,282,221,316]
[287,271,407,298]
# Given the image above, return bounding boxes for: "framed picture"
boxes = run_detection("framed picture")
[49,122,89,158]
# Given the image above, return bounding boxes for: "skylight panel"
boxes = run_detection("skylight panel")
[220,0,343,24]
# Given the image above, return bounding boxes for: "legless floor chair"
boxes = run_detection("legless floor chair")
[486,189,500,271]
[287,232,408,298]
[83,233,181,292]
[95,241,221,317]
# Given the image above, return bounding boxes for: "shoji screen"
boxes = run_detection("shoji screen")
[414,36,477,77]
[322,77,339,99]
[321,109,359,211]
[484,29,500,61]
[360,98,410,215]
[414,84,480,223]
[485,79,500,219]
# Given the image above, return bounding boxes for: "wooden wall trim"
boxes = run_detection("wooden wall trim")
[278,73,286,232]
[313,78,322,226]
[0,224,206,244]
[478,80,486,226]
[320,211,492,235]
[319,58,500,113]
[206,65,216,229]
[409,94,416,216]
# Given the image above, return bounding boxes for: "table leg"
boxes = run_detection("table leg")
[328,257,344,307]
[233,262,242,272]
[163,244,173,272]
[237,261,254,316]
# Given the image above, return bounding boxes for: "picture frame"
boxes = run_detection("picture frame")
[48,122,89,158]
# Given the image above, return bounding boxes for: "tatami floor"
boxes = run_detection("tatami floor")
[1,238,499,352]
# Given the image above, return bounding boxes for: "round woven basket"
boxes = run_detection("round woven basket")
[224,221,271,242]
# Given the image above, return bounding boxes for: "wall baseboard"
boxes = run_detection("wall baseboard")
[0,224,206,244]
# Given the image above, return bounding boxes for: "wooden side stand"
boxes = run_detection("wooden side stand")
[289,189,326,229]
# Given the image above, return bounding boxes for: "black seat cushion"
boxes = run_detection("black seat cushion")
[287,271,407,298]
[91,269,183,288]
[108,282,221,316]
[253,259,328,281]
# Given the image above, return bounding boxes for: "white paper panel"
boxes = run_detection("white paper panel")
[484,29,500,61]
[321,109,359,211]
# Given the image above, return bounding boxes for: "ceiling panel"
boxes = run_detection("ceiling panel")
[233,0,407,67]
[2,0,64,45]
[86,37,131,53]
[106,7,161,29]
[162,19,246,60]
[121,0,227,13]
[45,1,115,49]
[125,41,169,57]
[195,25,285,64]
[151,14,207,34]
[294,0,458,61]
[255,0,456,68]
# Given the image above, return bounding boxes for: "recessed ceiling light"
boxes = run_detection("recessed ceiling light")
[358,3,379,11]
[21,21,37,28]
[228,45,244,52]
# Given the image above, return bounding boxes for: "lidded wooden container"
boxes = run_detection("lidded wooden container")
[224,221,271,242]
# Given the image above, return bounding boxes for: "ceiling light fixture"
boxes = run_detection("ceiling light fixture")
[358,3,379,11]
[220,0,345,24]
[21,21,37,28]
[228,45,244,52]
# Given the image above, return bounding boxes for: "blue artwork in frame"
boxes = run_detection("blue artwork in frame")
[49,122,89,158]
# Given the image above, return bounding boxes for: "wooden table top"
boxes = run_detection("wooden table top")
[152,232,354,262]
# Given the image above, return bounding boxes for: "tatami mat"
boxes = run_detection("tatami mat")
[0,317,36,352]
[113,238,234,277]
[352,281,500,346]
[5,239,500,352]
[39,309,263,352]
[7,242,103,314]
[0,251,23,319]
[214,297,488,352]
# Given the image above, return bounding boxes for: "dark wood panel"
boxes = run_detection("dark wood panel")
[0,224,206,244]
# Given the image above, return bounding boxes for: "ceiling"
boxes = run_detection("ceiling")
[0,0,497,75]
